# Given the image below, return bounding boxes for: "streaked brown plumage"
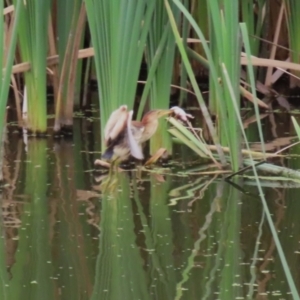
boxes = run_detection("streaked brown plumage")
[102,106,171,161]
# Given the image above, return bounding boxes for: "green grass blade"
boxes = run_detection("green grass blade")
[13,0,51,133]
[165,0,226,165]
[0,0,22,139]
[168,117,212,156]
[0,1,3,73]
[240,23,265,155]
[86,0,156,150]
[137,25,170,121]
[222,61,300,299]
[169,128,209,158]
[292,116,300,140]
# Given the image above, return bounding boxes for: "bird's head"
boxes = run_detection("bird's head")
[142,109,172,124]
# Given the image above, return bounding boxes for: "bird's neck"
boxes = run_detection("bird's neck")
[140,119,158,143]
[145,118,158,133]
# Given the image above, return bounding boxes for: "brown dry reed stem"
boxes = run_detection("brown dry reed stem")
[7,46,300,79]
[82,54,91,107]
[240,85,269,108]
[9,47,94,74]
[137,80,196,95]
[48,15,60,103]
[65,3,87,125]
[53,2,84,131]
[240,54,300,71]
[4,8,14,61]
[265,1,285,86]
[274,141,300,155]
[3,5,14,15]
[54,40,74,130]
[207,144,281,159]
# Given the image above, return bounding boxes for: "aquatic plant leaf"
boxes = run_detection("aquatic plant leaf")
[168,117,211,156]
[291,116,300,140]
[168,128,209,158]
[127,111,144,159]
[240,24,266,155]
[165,0,226,165]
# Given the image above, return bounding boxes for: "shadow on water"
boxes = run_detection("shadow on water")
[1,118,300,299]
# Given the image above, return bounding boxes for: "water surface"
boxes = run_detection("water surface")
[1,117,300,300]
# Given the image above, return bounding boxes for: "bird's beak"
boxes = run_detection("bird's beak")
[157,109,172,117]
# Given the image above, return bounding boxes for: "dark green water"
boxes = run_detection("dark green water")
[1,115,300,300]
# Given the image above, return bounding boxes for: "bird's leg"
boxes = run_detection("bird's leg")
[144,148,168,166]
[136,162,143,180]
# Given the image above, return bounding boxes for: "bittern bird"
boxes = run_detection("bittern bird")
[102,105,172,162]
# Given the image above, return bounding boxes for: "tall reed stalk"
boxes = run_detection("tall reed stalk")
[202,0,242,171]
[285,0,300,87]
[144,2,179,154]
[212,1,242,170]
[0,1,22,142]
[166,0,228,166]
[85,0,156,150]
[14,0,51,134]
[0,2,3,77]
[191,0,209,62]
[53,0,85,132]
[241,0,266,56]
[178,0,189,106]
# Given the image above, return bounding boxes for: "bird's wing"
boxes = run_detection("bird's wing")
[104,105,128,145]
[127,111,144,160]
[131,120,145,141]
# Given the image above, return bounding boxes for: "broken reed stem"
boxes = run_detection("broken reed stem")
[207,144,282,159]
[8,47,300,77]
[10,47,95,75]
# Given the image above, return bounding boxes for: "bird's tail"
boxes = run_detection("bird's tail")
[102,147,114,160]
